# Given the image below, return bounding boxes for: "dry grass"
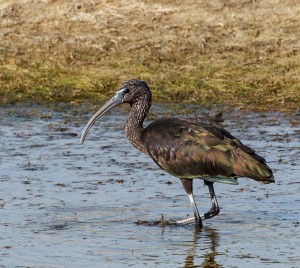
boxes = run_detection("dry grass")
[0,0,299,111]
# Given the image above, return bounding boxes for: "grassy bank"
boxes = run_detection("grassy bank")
[0,0,299,111]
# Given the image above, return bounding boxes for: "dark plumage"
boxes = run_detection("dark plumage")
[80,79,274,227]
[143,117,273,183]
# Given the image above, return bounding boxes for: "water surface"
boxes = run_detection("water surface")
[0,104,299,267]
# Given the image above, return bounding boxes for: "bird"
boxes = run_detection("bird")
[80,79,274,227]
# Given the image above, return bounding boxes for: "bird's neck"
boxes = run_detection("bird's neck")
[125,99,150,155]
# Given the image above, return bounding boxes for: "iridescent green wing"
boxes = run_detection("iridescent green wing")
[143,117,274,184]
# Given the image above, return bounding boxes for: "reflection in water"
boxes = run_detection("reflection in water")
[1,105,299,267]
[184,227,220,268]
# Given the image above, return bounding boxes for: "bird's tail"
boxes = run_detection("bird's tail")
[232,147,275,184]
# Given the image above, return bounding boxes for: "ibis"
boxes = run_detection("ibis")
[80,79,274,227]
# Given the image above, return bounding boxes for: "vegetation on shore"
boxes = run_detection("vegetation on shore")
[0,0,299,111]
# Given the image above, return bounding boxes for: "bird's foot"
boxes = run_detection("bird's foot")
[175,216,197,226]
[201,205,220,220]
[160,214,201,226]
[135,215,200,226]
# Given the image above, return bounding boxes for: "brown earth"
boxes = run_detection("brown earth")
[0,0,299,111]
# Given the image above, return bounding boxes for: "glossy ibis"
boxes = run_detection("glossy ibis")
[80,79,274,227]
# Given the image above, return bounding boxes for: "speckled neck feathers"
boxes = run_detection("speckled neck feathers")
[125,92,151,154]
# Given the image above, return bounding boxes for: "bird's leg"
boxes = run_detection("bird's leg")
[178,178,203,227]
[202,181,220,220]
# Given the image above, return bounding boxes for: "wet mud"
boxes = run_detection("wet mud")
[0,104,299,267]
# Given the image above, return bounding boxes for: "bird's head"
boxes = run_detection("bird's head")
[121,79,151,104]
[80,79,151,144]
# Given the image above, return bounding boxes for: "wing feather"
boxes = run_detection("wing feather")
[142,117,274,183]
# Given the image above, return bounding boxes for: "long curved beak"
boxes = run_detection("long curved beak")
[80,89,126,144]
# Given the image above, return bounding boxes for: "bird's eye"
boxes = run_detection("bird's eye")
[124,88,129,94]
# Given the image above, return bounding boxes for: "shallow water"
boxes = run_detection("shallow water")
[0,104,299,267]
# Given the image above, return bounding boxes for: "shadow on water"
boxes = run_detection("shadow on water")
[0,103,299,267]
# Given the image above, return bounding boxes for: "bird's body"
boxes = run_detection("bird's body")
[81,79,274,227]
[142,117,273,184]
